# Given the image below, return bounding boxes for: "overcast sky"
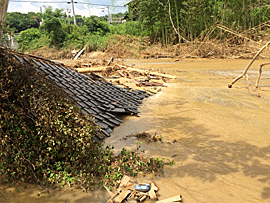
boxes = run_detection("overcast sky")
[7,0,131,17]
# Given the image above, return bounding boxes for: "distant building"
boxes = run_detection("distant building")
[124,0,139,21]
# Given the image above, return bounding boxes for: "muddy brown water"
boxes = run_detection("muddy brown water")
[1,59,270,202]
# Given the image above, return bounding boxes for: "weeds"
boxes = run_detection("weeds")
[104,142,174,187]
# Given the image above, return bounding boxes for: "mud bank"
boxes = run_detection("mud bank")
[105,58,270,203]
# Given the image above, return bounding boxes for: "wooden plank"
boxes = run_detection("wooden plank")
[156,195,183,203]
[149,71,176,79]
[106,191,119,203]
[75,66,111,73]
[119,175,131,188]
[148,182,159,200]
[104,185,114,197]
[127,67,150,75]
[114,190,132,203]
[73,47,85,60]
[107,56,114,66]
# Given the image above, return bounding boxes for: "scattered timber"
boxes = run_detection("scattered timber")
[105,175,183,203]
[71,58,177,94]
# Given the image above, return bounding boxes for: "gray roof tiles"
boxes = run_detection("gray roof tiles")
[12,53,150,139]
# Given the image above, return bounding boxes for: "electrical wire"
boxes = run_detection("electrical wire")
[9,0,126,7]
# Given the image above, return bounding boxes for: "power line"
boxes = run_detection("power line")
[9,0,126,8]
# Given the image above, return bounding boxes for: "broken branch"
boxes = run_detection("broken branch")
[228,41,270,88]
[255,63,270,88]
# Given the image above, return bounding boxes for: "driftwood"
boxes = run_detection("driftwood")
[228,41,270,88]
[108,57,114,66]
[255,63,270,88]
[75,66,111,73]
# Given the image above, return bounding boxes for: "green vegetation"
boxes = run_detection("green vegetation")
[0,51,173,188]
[4,1,270,54]
[10,7,133,52]
[5,11,40,33]
[129,0,270,44]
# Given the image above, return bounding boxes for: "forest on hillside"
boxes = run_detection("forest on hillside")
[3,1,270,57]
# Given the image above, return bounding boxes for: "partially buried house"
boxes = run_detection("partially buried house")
[6,49,150,140]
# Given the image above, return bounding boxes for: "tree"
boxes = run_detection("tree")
[0,0,9,39]
[39,7,66,47]
[41,17,66,47]
[6,12,40,33]
[84,16,110,35]
[16,28,40,50]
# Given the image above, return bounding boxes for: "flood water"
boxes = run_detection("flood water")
[105,58,270,203]
[1,59,270,202]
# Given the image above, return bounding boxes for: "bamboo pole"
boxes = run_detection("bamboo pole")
[167,0,189,43]
[0,0,9,39]
[255,63,270,88]
[228,41,270,88]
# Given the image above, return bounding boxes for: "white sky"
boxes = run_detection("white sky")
[7,0,131,17]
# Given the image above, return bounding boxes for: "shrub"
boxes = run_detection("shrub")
[16,28,41,51]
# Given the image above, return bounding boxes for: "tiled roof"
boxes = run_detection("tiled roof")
[8,51,150,140]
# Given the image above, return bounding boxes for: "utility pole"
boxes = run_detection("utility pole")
[66,8,71,24]
[0,0,9,39]
[107,6,111,26]
[71,0,77,25]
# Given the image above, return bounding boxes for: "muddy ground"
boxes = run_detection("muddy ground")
[1,58,270,202]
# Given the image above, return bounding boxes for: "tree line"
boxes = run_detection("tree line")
[128,0,270,44]
[4,1,270,51]
[5,7,133,51]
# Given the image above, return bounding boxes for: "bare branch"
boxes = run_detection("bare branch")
[228,41,270,88]
[255,63,270,88]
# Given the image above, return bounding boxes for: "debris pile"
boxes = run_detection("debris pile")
[71,58,176,94]
[105,175,183,203]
